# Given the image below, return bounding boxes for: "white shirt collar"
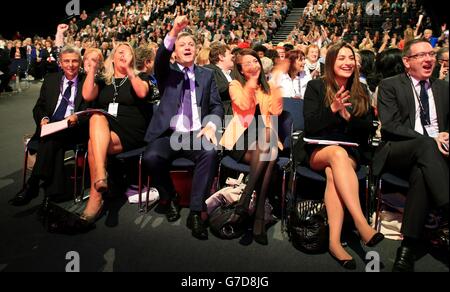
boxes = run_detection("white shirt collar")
[410,75,430,88]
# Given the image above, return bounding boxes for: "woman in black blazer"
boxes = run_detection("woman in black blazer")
[303,42,383,269]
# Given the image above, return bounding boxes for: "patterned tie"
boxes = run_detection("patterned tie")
[52,81,73,122]
[419,80,430,127]
[182,67,193,131]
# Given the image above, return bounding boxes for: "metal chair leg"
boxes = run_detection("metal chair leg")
[73,148,80,203]
[138,153,144,213]
[374,179,383,232]
[79,151,88,202]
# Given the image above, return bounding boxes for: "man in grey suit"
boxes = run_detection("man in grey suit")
[376,39,449,272]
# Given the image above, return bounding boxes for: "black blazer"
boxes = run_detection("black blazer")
[32,72,89,139]
[204,63,231,102]
[373,73,449,174]
[144,43,224,143]
[304,79,374,146]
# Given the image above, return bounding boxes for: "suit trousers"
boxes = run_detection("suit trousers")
[383,136,449,238]
[143,132,218,212]
[32,126,88,197]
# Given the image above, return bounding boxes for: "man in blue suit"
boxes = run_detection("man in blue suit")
[143,16,224,240]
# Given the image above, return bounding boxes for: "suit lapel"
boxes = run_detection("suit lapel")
[50,73,64,114]
[194,66,204,107]
[74,74,85,111]
[401,74,416,129]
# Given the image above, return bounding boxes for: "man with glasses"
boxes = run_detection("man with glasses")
[374,39,449,272]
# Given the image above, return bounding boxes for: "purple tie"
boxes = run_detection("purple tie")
[182,67,193,131]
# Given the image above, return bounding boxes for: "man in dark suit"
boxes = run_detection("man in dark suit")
[375,39,449,272]
[10,46,90,206]
[0,40,12,93]
[204,43,234,114]
[143,16,224,240]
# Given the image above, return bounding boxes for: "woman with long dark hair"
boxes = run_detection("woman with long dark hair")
[303,42,384,269]
[220,49,286,245]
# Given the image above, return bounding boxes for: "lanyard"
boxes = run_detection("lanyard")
[112,75,129,103]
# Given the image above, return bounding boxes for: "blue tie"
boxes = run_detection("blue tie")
[52,81,73,122]
[419,80,430,126]
[182,68,193,131]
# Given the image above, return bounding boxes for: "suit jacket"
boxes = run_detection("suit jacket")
[144,44,224,143]
[32,72,89,140]
[220,80,284,150]
[204,63,231,102]
[373,73,449,174]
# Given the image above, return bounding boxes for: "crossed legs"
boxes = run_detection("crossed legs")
[310,146,378,261]
[83,114,123,217]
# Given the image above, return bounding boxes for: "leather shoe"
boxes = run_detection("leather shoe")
[9,184,39,206]
[187,212,208,240]
[166,198,181,222]
[392,246,415,272]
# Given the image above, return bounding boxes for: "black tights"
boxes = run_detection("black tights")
[235,143,277,234]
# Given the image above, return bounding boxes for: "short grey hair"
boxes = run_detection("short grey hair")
[59,46,82,62]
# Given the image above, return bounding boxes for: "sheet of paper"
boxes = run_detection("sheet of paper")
[303,137,359,147]
[40,119,68,137]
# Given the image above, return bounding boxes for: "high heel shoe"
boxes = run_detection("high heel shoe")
[253,219,268,245]
[79,201,104,225]
[329,252,356,270]
[364,232,384,247]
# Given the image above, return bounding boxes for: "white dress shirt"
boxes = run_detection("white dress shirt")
[410,76,439,137]
[278,71,312,99]
[53,75,78,119]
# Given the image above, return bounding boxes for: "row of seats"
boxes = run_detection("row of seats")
[21,98,409,231]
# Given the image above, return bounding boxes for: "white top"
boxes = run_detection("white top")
[278,72,312,99]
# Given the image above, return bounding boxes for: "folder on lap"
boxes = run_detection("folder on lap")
[303,137,359,147]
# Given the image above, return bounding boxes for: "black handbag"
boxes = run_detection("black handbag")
[209,204,245,240]
[288,200,329,254]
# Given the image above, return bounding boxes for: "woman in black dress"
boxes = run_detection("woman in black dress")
[81,43,152,223]
[303,42,383,269]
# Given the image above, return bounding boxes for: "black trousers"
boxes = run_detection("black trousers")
[383,136,449,239]
[143,132,218,212]
[31,126,88,197]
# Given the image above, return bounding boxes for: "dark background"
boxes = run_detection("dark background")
[0,0,447,39]
[0,0,114,39]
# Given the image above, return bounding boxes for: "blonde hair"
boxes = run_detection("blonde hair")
[83,48,104,71]
[195,47,211,66]
[103,42,138,85]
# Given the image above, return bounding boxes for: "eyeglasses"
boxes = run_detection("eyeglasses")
[407,51,437,60]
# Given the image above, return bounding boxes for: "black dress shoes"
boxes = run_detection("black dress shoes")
[166,198,181,223]
[392,246,415,272]
[187,212,208,240]
[9,184,39,206]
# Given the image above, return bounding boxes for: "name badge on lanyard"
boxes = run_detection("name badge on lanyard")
[424,125,439,138]
[108,102,118,117]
